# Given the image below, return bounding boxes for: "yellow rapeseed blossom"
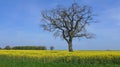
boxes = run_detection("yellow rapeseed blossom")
[0,50,120,63]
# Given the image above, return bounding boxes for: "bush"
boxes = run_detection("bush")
[50,46,54,50]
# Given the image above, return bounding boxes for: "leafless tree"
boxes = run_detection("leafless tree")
[41,3,95,52]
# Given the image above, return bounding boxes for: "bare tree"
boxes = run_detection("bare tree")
[41,3,95,52]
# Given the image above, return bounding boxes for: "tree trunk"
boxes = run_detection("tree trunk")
[68,41,73,52]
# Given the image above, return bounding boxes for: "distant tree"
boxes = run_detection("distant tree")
[41,3,95,52]
[0,45,1,49]
[50,46,54,50]
[4,45,11,50]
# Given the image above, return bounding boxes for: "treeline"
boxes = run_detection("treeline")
[0,45,55,50]
[1,46,47,50]
[12,46,47,50]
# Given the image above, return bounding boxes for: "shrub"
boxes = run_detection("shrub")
[50,46,54,50]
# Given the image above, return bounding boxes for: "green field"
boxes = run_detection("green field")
[0,50,120,67]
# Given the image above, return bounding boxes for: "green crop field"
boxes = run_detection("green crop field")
[0,50,120,67]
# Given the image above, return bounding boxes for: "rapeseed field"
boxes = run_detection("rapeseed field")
[0,50,120,67]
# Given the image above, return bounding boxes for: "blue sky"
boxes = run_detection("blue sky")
[0,0,120,50]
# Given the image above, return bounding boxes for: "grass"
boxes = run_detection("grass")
[0,50,120,67]
[0,55,119,67]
